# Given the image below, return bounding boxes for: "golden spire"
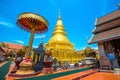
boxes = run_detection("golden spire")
[53,9,66,36]
[46,9,73,46]
[45,9,75,64]
[56,9,63,26]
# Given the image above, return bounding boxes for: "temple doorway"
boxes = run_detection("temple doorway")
[103,38,120,67]
[112,38,120,66]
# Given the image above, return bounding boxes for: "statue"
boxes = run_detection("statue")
[52,57,58,71]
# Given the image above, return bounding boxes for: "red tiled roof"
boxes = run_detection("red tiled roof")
[89,27,120,44]
[4,42,23,50]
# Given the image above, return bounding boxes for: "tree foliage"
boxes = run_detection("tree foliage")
[17,46,28,57]
[84,46,95,57]
[0,42,8,48]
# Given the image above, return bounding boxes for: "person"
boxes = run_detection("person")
[94,58,100,68]
[108,53,119,68]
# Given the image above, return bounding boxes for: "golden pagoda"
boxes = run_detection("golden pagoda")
[45,11,81,63]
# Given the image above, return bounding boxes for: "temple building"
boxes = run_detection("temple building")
[45,11,80,63]
[89,7,120,66]
[1,42,23,52]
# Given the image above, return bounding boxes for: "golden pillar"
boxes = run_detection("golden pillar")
[27,28,35,57]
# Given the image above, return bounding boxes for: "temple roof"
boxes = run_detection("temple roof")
[89,9,120,44]
[89,27,120,44]
[46,11,73,46]
[94,18,120,34]
[4,42,23,50]
[96,9,120,26]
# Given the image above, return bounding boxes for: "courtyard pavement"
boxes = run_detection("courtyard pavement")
[4,62,120,80]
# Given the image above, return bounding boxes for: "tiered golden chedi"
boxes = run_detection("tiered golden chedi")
[45,12,81,63]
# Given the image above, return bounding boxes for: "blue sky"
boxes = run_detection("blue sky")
[0,0,119,50]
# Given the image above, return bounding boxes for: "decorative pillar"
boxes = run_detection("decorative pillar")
[98,42,106,56]
[33,53,36,62]
[27,28,35,57]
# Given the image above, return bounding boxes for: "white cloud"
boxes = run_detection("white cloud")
[0,21,14,27]
[34,34,46,39]
[15,40,24,44]
[32,45,38,48]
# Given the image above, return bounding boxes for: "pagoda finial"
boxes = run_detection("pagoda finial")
[58,9,61,18]
[117,3,120,9]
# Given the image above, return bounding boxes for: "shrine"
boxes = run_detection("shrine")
[33,40,45,71]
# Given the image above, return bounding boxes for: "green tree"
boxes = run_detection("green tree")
[84,46,94,57]
[17,46,28,57]
[7,51,16,60]
[0,42,8,48]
